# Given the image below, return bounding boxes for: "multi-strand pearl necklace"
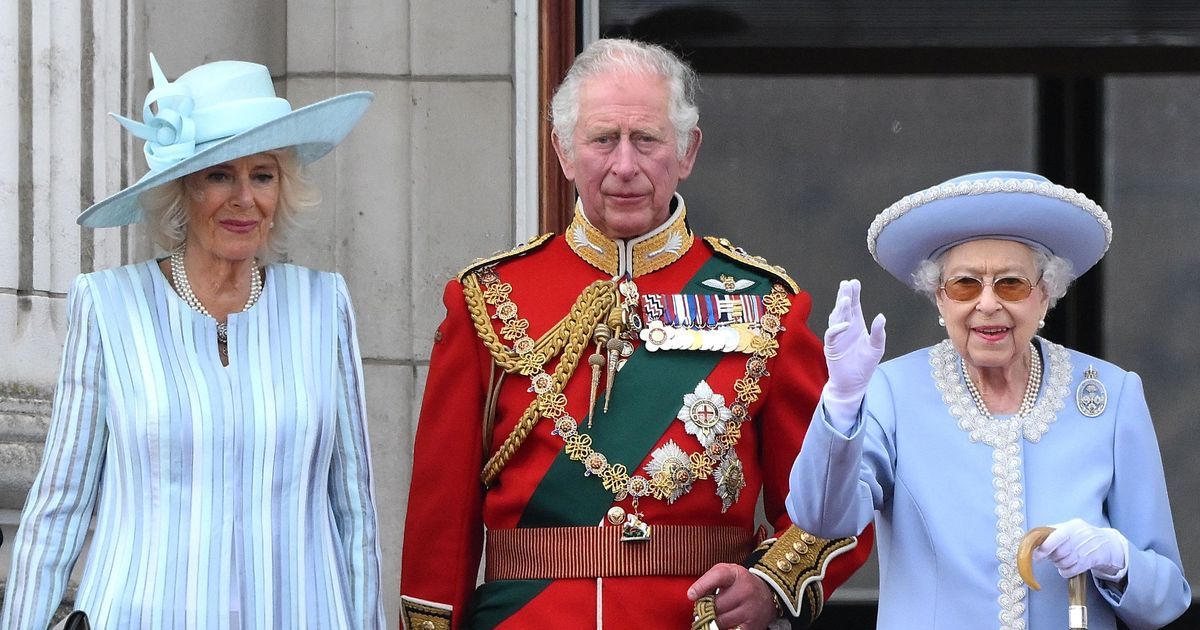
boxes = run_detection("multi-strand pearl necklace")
[961,341,1042,420]
[170,247,262,345]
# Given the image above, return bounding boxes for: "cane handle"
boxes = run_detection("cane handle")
[1017,526,1055,590]
[1019,526,1089,629]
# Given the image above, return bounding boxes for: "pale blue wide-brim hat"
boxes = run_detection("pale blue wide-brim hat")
[78,54,374,228]
[867,170,1113,287]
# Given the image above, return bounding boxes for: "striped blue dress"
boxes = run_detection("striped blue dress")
[1,260,384,629]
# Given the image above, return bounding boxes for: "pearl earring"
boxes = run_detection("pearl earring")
[938,317,946,327]
[1038,319,1045,328]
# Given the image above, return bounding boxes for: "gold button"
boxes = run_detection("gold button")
[607,506,626,525]
[800,532,817,544]
[418,622,435,630]
[775,559,793,573]
[792,541,809,554]
[785,551,801,564]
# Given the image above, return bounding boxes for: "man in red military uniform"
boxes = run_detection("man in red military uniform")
[400,38,871,629]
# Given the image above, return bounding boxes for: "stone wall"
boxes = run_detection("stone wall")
[1,0,524,625]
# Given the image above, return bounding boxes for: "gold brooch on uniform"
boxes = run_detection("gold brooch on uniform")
[713,451,746,512]
[646,441,696,504]
[678,380,732,448]
[1076,365,1107,417]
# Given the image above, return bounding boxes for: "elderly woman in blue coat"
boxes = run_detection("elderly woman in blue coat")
[787,171,1189,629]
[2,56,383,628]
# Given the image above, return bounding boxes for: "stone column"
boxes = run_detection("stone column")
[0,0,128,599]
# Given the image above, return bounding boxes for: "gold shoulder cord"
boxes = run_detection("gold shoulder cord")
[463,270,619,485]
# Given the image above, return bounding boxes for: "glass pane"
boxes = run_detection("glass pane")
[1104,75,1200,581]
[685,75,1036,358]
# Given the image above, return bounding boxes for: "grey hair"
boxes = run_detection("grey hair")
[138,148,321,261]
[550,38,700,160]
[911,245,1076,309]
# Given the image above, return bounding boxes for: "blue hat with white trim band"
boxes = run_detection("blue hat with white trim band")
[867,171,1112,287]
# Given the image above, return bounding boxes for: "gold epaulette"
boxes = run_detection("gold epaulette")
[704,236,799,294]
[747,526,858,624]
[400,595,452,630]
[456,233,555,281]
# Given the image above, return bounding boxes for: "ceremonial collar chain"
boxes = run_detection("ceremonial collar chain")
[170,246,262,344]
[471,262,792,515]
[961,341,1042,421]
[566,195,694,278]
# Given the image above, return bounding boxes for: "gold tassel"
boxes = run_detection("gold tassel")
[587,324,610,427]
[602,306,624,413]
[603,337,623,413]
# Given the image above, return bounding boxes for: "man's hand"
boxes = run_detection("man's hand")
[1034,518,1130,582]
[823,279,886,434]
[687,563,777,630]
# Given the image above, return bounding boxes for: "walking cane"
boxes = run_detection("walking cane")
[1018,526,1088,630]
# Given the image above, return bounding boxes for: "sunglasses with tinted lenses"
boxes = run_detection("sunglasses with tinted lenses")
[940,276,1038,302]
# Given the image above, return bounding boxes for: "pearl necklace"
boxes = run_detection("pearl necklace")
[170,247,262,344]
[961,342,1042,420]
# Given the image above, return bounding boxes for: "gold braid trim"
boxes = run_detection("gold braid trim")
[465,269,619,486]
[399,595,452,630]
[704,236,800,293]
[456,232,554,281]
[747,526,859,624]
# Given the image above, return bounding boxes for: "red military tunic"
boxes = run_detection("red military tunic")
[400,199,871,629]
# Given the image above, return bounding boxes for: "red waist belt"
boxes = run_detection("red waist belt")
[484,525,754,581]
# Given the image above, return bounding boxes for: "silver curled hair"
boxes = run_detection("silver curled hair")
[138,148,321,261]
[911,246,1075,309]
[550,38,700,160]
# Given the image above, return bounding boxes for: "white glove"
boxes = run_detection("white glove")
[1034,518,1130,582]
[822,279,886,434]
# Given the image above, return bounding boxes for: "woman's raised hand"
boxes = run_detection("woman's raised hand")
[822,280,886,434]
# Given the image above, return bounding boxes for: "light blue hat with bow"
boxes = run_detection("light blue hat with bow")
[868,170,1113,286]
[78,54,373,227]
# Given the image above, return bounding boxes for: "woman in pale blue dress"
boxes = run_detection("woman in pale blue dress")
[1,55,383,629]
[787,171,1189,629]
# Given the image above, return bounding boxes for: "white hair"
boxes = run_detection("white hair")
[550,38,699,160]
[911,245,1075,309]
[138,148,321,261]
